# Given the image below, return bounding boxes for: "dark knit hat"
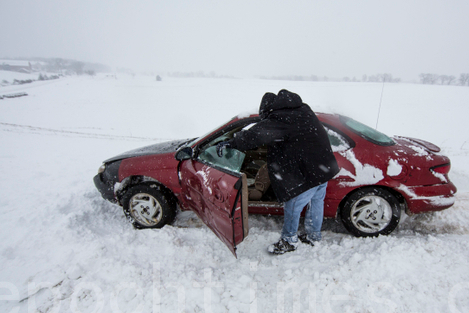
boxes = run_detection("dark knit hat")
[259,92,276,119]
[274,89,303,109]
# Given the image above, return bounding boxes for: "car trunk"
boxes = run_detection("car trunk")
[391,136,452,186]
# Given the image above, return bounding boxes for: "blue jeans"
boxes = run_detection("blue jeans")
[281,182,328,244]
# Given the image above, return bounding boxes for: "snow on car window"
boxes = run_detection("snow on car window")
[326,128,350,152]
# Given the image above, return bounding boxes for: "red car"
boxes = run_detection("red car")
[94,113,456,256]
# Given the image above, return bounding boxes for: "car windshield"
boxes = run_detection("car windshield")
[340,116,395,146]
[183,123,227,148]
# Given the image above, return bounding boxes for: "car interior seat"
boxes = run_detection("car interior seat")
[248,163,271,201]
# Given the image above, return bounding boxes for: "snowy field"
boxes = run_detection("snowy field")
[1,71,469,312]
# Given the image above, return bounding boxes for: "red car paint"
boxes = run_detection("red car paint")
[95,112,457,256]
[118,112,456,218]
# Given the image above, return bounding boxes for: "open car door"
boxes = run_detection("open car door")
[178,146,249,257]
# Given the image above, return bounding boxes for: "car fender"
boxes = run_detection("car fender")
[118,153,183,197]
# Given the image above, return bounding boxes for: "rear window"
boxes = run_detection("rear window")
[340,116,395,146]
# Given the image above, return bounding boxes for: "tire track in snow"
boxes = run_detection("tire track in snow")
[0,122,169,142]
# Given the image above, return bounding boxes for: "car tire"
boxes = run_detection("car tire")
[122,184,176,229]
[340,187,401,237]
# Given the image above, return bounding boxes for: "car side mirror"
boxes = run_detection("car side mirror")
[175,147,193,161]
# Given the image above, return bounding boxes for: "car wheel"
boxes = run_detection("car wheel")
[122,184,176,229]
[340,187,401,237]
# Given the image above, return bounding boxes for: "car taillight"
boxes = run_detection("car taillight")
[431,163,451,175]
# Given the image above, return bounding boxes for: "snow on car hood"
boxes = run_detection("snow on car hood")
[104,138,190,163]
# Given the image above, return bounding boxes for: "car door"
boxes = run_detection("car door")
[178,146,249,257]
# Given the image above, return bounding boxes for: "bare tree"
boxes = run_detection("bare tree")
[419,73,430,84]
[439,75,449,85]
[429,74,439,84]
[447,75,456,85]
[420,73,439,84]
[382,73,393,82]
[459,73,469,86]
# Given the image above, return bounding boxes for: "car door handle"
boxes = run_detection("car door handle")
[213,188,224,203]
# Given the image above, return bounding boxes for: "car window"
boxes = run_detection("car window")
[198,146,246,173]
[325,127,351,152]
[340,116,395,146]
[196,121,256,173]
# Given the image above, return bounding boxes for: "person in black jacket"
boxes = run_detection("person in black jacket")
[217,89,339,254]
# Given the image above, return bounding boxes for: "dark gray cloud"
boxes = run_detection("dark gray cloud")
[1,0,468,80]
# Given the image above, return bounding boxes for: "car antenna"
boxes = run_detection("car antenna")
[375,79,385,130]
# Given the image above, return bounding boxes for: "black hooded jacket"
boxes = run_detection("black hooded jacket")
[229,90,339,202]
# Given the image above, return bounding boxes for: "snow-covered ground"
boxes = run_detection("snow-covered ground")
[1,71,468,312]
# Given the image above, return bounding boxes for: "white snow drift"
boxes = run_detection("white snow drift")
[0,71,468,312]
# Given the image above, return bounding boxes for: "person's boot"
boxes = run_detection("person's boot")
[299,234,315,247]
[267,239,297,254]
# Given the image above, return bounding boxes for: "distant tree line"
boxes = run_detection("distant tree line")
[261,72,469,86]
[360,73,401,83]
[419,73,469,86]
[1,70,90,87]
[261,73,401,83]
[1,74,60,86]
[1,57,110,75]
[38,74,60,81]
[37,58,109,75]
[260,75,330,82]
[168,71,235,79]
[12,79,34,85]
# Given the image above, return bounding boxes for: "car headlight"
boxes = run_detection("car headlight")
[98,164,106,174]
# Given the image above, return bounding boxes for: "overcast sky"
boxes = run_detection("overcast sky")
[1,0,468,80]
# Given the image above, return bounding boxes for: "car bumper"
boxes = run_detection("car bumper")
[93,174,117,203]
[398,182,457,214]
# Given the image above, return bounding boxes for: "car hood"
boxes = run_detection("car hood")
[104,138,190,163]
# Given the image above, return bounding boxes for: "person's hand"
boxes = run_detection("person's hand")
[216,141,231,157]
